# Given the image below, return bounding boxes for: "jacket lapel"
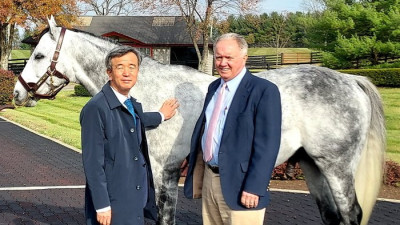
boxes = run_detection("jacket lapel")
[131,98,143,116]
[102,82,122,110]
[222,71,252,138]
[203,79,221,114]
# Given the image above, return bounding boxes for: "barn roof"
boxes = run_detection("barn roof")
[74,16,207,46]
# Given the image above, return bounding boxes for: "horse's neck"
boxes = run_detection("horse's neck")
[68,32,117,95]
[132,58,216,111]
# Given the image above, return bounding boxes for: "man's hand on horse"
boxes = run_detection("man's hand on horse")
[160,98,179,120]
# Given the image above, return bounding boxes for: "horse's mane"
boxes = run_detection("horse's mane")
[37,26,119,45]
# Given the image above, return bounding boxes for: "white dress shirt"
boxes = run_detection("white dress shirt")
[201,67,247,166]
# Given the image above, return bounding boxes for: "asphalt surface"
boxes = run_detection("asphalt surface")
[0,116,399,225]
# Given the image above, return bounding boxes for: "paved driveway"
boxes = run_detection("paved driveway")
[0,117,399,224]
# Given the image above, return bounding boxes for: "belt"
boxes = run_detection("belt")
[207,164,219,174]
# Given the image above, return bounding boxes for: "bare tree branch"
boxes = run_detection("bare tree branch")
[81,0,160,15]
[135,0,259,73]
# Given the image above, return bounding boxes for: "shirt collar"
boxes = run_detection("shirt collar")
[110,86,131,106]
[221,67,246,91]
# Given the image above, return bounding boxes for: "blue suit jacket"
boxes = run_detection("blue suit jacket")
[184,70,282,210]
[80,82,161,224]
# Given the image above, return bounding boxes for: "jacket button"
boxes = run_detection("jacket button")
[136,185,141,190]
[130,128,135,133]
[133,156,138,161]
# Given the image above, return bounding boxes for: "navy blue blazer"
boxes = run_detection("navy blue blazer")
[80,82,161,224]
[184,70,282,210]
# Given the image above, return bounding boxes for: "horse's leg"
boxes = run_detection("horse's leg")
[297,148,341,224]
[301,146,363,225]
[320,165,362,225]
[155,164,180,225]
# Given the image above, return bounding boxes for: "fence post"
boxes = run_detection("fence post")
[311,52,313,64]
[281,53,284,65]
[262,55,266,68]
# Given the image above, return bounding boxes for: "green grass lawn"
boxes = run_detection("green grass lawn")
[379,88,400,163]
[1,90,90,150]
[11,50,31,59]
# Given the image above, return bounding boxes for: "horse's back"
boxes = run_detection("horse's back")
[256,65,371,164]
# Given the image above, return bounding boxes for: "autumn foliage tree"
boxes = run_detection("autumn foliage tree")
[0,0,84,70]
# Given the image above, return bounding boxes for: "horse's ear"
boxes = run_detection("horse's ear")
[47,15,58,38]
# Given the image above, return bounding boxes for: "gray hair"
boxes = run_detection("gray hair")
[213,33,248,56]
[105,45,142,70]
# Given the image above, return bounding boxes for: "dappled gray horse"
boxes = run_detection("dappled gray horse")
[13,18,385,225]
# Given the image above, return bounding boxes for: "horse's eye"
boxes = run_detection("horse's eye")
[35,53,45,60]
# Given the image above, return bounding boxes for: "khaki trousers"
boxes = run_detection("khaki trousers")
[202,166,266,225]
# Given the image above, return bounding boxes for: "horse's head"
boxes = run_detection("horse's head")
[13,17,71,107]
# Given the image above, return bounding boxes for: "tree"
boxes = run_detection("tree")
[136,0,259,73]
[334,35,372,68]
[301,0,327,13]
[220,12,305,49]
[223,14,263,44]
[80,0,160,15]
[19,28,35,50]
[11,27,20,50]
[265,12,298,58]
[0,0,83,70]
[304,0,400,68]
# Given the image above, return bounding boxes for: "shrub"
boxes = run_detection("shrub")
[366,61,400,69]
[273,160,400,187]
[338,68,400,87]
[384,160,400,187]
[74,84,91,97]
[322,51,353,69]
[272,162,304,180]
[0,69,15,105]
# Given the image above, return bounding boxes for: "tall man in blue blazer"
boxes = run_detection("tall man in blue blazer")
[80,45,179,225]
[183,33,282,225]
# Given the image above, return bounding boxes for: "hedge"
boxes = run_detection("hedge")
[272,160,400,187]
[74,84,91,97]
[338,68,400,87]
[0,69,15,105]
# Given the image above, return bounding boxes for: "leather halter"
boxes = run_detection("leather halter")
[18,27,70,100]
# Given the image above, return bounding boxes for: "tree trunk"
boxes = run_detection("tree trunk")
[372,50,379,65]
[197,1,212,74]
[199,24,210,74]
[0,23,15,70]
[199,47,209,73]
[191,34,202,68]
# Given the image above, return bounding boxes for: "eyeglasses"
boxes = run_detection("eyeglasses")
[113,65,137,73]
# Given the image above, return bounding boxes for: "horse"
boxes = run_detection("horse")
[13,17,385,225]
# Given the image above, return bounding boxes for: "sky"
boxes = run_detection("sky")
[259,0,305,13]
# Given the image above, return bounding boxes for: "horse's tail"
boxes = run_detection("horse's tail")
[353,76,386,225]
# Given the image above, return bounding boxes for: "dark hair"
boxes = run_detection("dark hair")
[105,45,142,70]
